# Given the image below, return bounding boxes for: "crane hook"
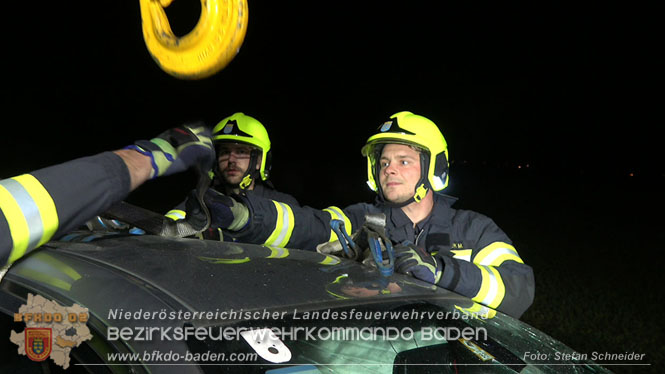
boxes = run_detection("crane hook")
[139,0,248,79]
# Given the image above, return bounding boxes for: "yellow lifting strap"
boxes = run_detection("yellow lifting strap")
[139,0,248,80]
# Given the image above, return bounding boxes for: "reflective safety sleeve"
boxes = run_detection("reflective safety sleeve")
[226,198,369,252]
[1,152,132,267]
[0,175,59,264]
[437,238,533,318]
[470,242,523,309]
[263,201,295,247]
[472,265,506,309]
[473,242,524,266]
[440,209,534,318]
[322,206,352,243]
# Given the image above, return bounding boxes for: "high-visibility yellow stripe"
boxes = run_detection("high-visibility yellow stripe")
[454,303,497,319]
[0,183,30,261]
[451,249,472,262]
[484,252,524,266]
[165,209,186,221]
[472,265,506,309]
[1,175,58,263]
[473,266,491,305]
[474,242,523,266]
[323,206,352,243]
[487,266,505,308]
[264,201,294,247]
[16,175,58,248]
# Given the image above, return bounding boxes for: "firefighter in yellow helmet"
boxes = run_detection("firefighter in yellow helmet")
[212,112,270,192]
[209,113,297,206]
[164,113,298,239]
[203,111,534,318]
[362,111,450,206]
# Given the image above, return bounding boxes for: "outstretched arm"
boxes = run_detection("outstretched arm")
[1,125,214,266]
[112,149,152,191]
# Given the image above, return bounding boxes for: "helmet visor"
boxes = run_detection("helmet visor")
[361,137,429,158]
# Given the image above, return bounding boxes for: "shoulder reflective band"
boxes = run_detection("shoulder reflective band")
[165,209,186,221]
[473,242,523,267]
[323,206,352,243]
[473,265,506,309]
[0,175,59,263]
[264,201,294,247]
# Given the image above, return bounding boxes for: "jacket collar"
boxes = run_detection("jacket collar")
[384,192,457,231]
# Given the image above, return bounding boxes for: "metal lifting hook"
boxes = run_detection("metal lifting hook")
[139,0,248,79]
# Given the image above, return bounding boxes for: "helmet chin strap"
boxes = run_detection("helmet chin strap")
[239,149,263,190]
[376,182,430,208]
[239,174,254,190]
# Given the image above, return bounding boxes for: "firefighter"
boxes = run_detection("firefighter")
[165,113,298,225]
[203,111,535,318]
[211,112,298,205]
[0,125,215,267]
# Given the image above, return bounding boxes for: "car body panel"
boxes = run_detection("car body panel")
[1,233,613,373]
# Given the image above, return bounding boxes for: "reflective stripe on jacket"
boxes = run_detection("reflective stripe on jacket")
[1,152,131,266]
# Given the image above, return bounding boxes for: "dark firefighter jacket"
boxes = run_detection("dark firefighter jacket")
[244,184,299,207]
[1,152,131,266]
[165,183,299,241]
[166,183,299,221]
[227,192,535,318]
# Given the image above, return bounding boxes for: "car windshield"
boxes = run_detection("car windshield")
[187,297,610,374]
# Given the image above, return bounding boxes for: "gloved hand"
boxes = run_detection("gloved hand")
[394,243,443,284]
[182,189,210,232]
[126,124,214,179]
[203,188,249,231]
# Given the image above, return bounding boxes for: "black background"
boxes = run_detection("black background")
[3,2,661,204]
[2,1,663,371]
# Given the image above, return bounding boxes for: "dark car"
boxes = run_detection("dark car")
[1,231,612,373]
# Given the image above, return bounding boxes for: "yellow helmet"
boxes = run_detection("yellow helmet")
[361,111,449,203]
[212,113,272,186]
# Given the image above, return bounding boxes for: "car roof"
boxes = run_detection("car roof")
[6,233,470,317]
[4,234,614,374]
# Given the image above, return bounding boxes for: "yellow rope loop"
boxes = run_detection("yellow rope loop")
[139,0,248,80]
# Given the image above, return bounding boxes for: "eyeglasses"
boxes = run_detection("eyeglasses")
[217,145,254,161]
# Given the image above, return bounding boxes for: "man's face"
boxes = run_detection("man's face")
[378,144,422,203]
[217,143,260,185]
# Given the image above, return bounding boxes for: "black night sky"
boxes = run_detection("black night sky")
[2,1,664,367]
[4,2,661,190]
